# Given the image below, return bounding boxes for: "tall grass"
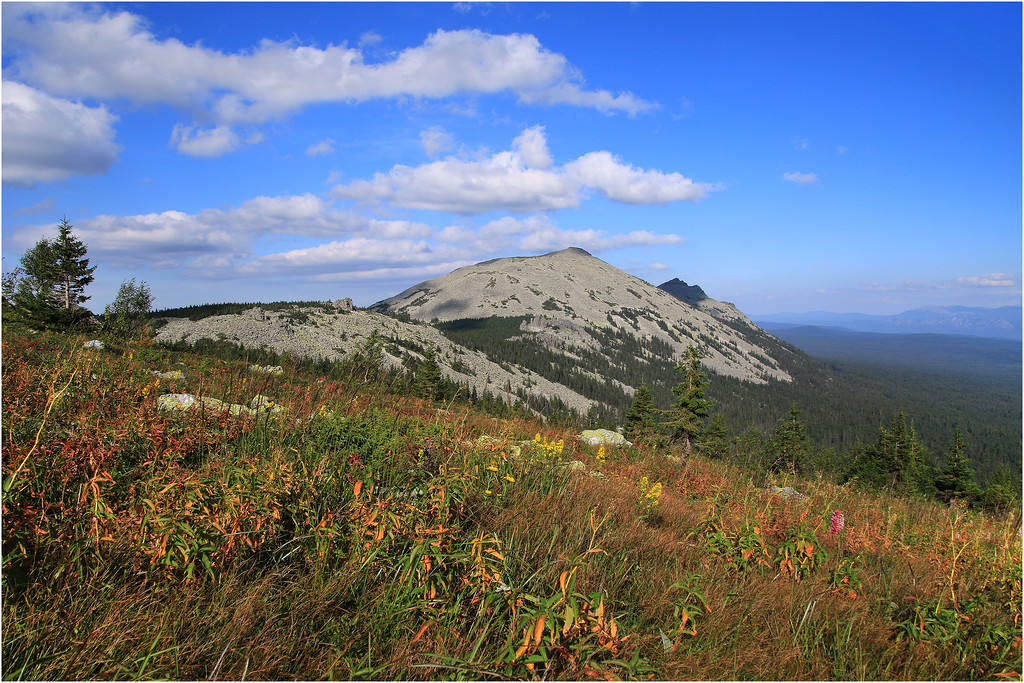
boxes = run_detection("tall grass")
[2,327,1020,680]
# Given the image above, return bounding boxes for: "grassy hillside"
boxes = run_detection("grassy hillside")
[2,326,1020,680]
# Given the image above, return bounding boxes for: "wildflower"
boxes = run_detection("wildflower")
[505,475,515,483]
[829,510,846,536]
[487,465,499,472]
[596,445,606,465]
[485,489,492,496]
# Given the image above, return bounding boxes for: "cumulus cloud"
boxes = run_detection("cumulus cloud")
[958,273,1016,287]
[783,171,818,185]
[2,80,121,186]
[4,5,655,130]
[512,125,553,169]
[566,151,709,204]
[331,127,712,214]
[306,138,336,157]
[170,124,244,158]
[42,193,434,270]
[420,127,455,157]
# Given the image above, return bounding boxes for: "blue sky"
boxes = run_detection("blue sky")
[2,2,1020,316]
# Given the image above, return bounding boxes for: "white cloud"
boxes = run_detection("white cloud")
[420,127,455,157]
[957,273,1015,287]
[512,125,553,169]
[566,151,709,204]
[170,125,243,158]
[306,138,336,157]
[1,80,120,186]
[4,6,655,131]
[331,151,580,214]
[331,127,712,214]
[39,194,434,271]
[783,171,818,185]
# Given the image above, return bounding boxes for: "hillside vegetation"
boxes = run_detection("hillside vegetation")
[2,325,1020,680]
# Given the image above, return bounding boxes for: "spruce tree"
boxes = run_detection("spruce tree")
[51,218,96,311]
[699,412,730,460]
[852,409,935,497]
[769,403,808,476]
[934,428,980,505]
[414,345,442,401]
[8,218,95,329]
[661,345,713,457]
[623,382,658,444]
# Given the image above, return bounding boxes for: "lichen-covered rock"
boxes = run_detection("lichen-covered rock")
[151,370,186,381]
[157,393,198,412]
[83,339,104,350]
[248,364,283,375]
[249,394,284,414]
[767,486,804,500]
[579,429,632,447]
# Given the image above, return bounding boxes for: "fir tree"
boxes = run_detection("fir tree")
[699,412,730,460]
[51,218,96,311]
[414,345,442,401]
[768,403,808,476]
[7,218,95,329]
[934,428,981,505]
[849,409,935,497]
[623,382,658,444]
[661,345,713,457]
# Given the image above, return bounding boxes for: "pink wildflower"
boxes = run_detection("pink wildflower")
[829,510,846,536]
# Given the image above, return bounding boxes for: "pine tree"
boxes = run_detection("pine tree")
[623,382,658,444]
[934,428,981,505]
[661,345,714,457]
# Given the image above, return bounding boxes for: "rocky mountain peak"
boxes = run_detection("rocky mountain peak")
[371,248,791,384]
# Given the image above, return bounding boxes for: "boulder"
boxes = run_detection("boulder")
[83,339,104,350]
[248,364,284,375]
[151,370,186,381]
[579,429,632,447]
[157,393,198,412]
[767,486,805,500]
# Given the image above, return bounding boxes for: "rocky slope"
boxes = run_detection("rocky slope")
[370,247,791,384]
[153,248,794,420]
[153,304,599,415]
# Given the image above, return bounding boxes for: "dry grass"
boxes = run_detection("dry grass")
[2,327,1020,680]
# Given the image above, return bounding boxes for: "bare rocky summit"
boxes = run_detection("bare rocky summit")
[370,247,791,384]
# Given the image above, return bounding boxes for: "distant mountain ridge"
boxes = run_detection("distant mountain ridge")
[756,305,1022,339]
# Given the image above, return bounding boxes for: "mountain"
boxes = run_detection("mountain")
[755,305,1022,339]
[369,247,792,385]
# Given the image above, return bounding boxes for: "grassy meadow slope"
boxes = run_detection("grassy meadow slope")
[2,326,1021,680]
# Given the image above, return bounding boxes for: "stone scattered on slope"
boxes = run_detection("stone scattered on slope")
[83,340,104,350]
[580,429,632,447]
[767,486,804,500]
[157,393,285,417]
[151,370,186,381]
